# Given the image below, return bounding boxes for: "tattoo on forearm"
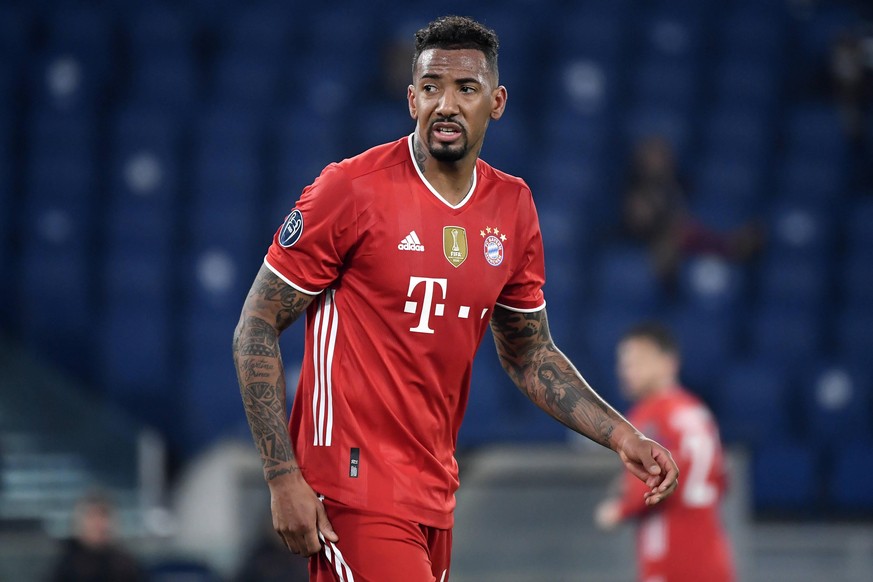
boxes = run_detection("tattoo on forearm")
[490,308,619,447]
[233,266,314,481]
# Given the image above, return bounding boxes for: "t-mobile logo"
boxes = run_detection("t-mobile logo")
[404,276,447,334]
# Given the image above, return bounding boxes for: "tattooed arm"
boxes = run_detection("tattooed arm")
[490,306,679,505]
[233,264,336,555]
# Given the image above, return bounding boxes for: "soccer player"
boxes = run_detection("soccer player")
[233,16,679,582]
[594,322,734,582]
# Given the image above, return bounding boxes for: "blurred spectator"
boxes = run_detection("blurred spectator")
[828,31,872,143]
[47,490,145,582]
[233,518,308,582]
[621,136,763,288]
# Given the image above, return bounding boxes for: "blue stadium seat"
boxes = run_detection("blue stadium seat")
[182,311,249,454]
[46,6,113,54]
[759,257,828,313]
[783,105,848,163]
[552,5,629,63]
[631,60,697,111]
[841,249,873,311]
[352,100,413,152]
[99,304,173,433]
[593,247,663,311]
[480,114,531,176]
[716,359,791,446]
[222,3,293,56]
[720,6,788,65]
[701,106,773,164]
[28,110,96,161]
[125,4,192,56]
[834,307,873,366]
[213,53,280,106]
[846,198,873,250]
[677,256,748,314]
[749,306,821,366]
[461,345,515,447]
[766,203,835,264]
[583,307,655,390]
[828,441,873,513]
[714,59,780,113]
[798,363,871,446]
[752,442,819,514]
[130,52,198,110]
[0,5,31,62]
[19,247,92,377]
[669,308,736,401]
[691,155,762,225]
[103,249,171,307]
[776,155,847,208]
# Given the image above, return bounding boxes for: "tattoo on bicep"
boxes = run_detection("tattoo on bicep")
[248,266,312,330]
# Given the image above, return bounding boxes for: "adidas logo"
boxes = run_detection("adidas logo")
[397,230,425,252]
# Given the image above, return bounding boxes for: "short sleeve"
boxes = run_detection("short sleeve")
[265,164,357,294]
[496,191,546,312]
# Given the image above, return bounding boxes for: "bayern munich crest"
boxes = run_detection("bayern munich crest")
[480,226,506,267]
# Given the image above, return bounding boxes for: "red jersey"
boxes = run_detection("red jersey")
[618,387,735,582]
[265,135,546,528]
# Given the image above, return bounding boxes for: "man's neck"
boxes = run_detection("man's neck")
[413,134,476,206]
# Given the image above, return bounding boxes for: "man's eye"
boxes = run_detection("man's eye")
[423,85,438,92]
[460,86,475,93]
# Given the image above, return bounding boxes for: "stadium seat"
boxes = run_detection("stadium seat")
[212,53,280,106]
[834,306,873,366]
[776,155,847,208]
[716,359,791,446]
[828,441,873,513]
[766,202,835,264]
[846,198,873,250]
[668,308,736,401]
[593,247,663,312]
[752,442,819,515]
[677,256,748,314]
[714,59,780,113]
[631,59,698,111]
[701,106,773,165]
[759,256,828,313]
[783,105,848,163]
[749,306,821,366]
[691,155,762,226]
[841,251,873,311]
[797,363,871,446]
[624,106,693,166]
[125,4,192,56]
[221,3,293,56]
[130,52,198,111]
[0,5,31,62]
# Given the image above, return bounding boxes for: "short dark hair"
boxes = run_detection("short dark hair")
[621,321,680,356]
[412,15,499,79]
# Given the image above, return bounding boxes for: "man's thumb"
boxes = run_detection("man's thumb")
[316,501,339,542]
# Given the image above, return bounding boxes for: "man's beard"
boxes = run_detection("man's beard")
[427,129,468,162]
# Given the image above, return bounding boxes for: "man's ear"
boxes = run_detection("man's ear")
[491,85,507,121]
[408,85,417,120]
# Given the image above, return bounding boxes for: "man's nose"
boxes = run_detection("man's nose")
[436,90,459,116]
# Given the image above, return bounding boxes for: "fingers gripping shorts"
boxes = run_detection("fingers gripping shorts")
[309,497,452,582]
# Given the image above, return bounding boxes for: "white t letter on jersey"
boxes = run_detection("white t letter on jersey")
[406,276,448,334]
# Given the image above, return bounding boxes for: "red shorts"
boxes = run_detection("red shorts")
[310,497,452,582]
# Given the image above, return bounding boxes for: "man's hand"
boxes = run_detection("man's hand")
[268,471,338,557]
[594,499,622,530]
[617,433,679,506]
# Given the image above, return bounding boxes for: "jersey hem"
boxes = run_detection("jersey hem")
[494,300,546,313]
[263,256,323,296]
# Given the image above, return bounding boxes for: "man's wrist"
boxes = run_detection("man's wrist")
[265,464,301,482]
[608,422,642,453]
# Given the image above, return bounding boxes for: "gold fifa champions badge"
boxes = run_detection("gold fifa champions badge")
[443,226,468,267]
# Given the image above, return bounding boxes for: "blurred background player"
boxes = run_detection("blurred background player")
[595,322,734,582]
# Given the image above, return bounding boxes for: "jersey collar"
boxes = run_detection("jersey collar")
[407,134,477,210]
